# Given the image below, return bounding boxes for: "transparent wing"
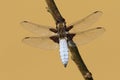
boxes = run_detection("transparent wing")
[22,36,58,50]
[21,21,55,36]
[68,11,103,32]
[73,27,105,45]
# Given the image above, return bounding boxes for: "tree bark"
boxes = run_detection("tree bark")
[68,40,93,80]
[45,0,94,80]
[45,0,65,24]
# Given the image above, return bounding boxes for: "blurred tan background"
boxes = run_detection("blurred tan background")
[0,0,120,80]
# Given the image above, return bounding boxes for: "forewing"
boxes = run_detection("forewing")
[68,11,103,32]
[22,36,58,50]
[21,21,55,36]
[73,27,105,45]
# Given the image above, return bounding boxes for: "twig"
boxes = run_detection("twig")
[45,0,94,80]
[45,0,65,24]
[68,40,93,80]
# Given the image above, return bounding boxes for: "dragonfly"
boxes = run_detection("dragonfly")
[21,11,105,67]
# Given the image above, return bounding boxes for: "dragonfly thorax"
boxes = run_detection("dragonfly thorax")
[56,22,67,39]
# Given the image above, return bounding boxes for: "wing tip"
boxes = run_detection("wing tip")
[94,11,103,14]
[20,20,29,25]
[22,21,28,23]
[96,27,106,32]
[22,37,30,42]
[96,27,102,29]
[24,37,30,39]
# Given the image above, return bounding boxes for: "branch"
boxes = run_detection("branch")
[68,40,93,80]
[45,0,94,80]
[45,0,65,24]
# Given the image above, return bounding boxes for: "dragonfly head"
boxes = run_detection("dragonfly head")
[56,22,66,28]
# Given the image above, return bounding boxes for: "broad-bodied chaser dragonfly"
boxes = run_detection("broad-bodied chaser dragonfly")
[21,11,105,67]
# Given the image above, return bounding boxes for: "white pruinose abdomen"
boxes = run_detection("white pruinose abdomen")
[59,38,69,67]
